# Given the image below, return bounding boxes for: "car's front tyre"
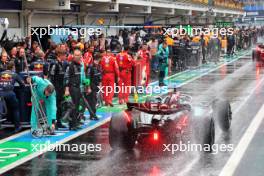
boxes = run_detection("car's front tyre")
[213,99,232,131]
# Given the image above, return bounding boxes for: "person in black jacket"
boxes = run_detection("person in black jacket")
[14,47,26,73]
[64,49,85,130]
[110,36,120,52]
[49,47,68,128]
[85,54,102,120]
[200,34,207,64]
[45,43,57,63]
[227,34,235,56]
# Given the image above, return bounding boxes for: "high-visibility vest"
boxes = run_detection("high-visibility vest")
[192,36,200,43]
[221,38,227,49]
[204,36,210,46]
[166,37,174,46]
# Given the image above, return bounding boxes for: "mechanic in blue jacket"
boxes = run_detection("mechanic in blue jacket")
[26,76,57,132]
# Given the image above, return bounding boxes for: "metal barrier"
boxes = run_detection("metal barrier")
[172,42,202,71]
[133,59,147,87]
[186,43,202,67]
[172,42,188,71]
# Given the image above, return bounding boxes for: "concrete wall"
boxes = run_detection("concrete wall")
[31,14,62,27]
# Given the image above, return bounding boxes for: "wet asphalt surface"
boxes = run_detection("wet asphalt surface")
[4,48,264,176]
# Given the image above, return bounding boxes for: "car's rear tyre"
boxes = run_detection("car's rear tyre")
[213,99,232,131]
[192,116,215,153]
[109,111,136,150]
[202,117,215,153]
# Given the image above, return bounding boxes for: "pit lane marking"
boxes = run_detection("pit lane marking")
[0,130,30,145]
[233,67,264,116]
[151,51,251,88]
[0,116,111,174]
[219,104,264,176]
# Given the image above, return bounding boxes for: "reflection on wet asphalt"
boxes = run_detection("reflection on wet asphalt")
[5,55,264,176]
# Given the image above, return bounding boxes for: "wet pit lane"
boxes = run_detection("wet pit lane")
[4,53,264,176]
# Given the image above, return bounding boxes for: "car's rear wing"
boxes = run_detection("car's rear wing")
[126,102,191,115]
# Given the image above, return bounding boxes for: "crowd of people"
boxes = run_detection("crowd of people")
[0,26,263,133]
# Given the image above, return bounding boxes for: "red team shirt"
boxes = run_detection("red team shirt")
[138,49,150,65]
[83,52,93,69]
[100,54,119,75]
[116,51,135,71]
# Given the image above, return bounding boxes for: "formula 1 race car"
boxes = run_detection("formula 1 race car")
[109,91,232,152]
[252,44,264,62]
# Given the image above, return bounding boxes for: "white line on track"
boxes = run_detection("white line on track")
[0,130,30,144]
[219,103,264,176]
[169,53,250,88]
[150,52,249,86]
[177,154,200,176]
[178,73,264,176]
[165,52,252,176]
[233,73,264,115]
[170,52,256,176]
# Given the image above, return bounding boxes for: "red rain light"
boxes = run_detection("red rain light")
[153,131,159,141]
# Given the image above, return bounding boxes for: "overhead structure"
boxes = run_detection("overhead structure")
[20,0,244,15]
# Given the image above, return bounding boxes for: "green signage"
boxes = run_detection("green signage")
[215,21,234,27]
